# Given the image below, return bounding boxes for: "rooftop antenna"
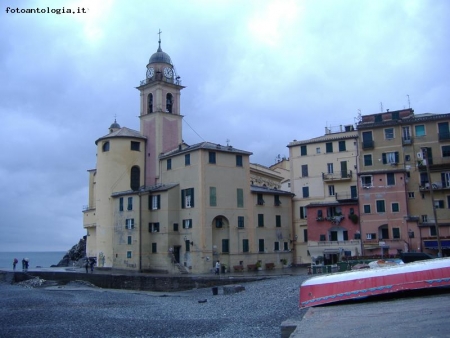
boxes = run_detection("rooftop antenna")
[226,139,230,146]
[407,94,411,108]
[380,102,383,113]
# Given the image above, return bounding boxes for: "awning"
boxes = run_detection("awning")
[364,245,380,250]
[424,240,450,249]
[323,249,340,254]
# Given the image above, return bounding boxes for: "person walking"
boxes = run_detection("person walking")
[215,260,220,275]
[22,258,26,271]
[84,259,89,273]
[89,258,95,273]
[13,258,18,270]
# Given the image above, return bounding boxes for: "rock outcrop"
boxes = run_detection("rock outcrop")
[54,237,86,267]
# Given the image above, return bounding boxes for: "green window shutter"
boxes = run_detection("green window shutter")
[237,188,244,208]
[190,188,194,207]
[258,239,265,252]
[382,153,387,164]
[157,195,161,209]
[222,239,229,253]
[210,187,217,206]
[181,190,185,208]
[395,151,400,163]
[258,214,264,227]
[276,215,281,227]
[243,239,249,252]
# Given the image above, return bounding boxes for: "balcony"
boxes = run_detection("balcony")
[335,191,358,201]
[438,131,450,142]
[402,137,413,146]
[418,157,450,171]
[362,140,374,150]
[322,170,352,181]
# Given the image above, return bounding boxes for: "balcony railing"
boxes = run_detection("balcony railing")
[402,137,413,145]
[362,140,374,149]
[335,191,358,201]
[439,131,450,141]
[322,170,353,181]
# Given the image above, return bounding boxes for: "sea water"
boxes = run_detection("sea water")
[0,251,65,269]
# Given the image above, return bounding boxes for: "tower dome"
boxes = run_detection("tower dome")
[149,45,172,65]
[109,119,121,133]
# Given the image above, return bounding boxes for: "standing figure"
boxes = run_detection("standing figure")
[89,258,95,273]
[84,259,89,273]
[13,258,18,270]
[22,258,26,271]
[215,260,220,275]
[24,259,29,271]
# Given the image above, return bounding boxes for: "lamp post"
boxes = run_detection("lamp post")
[421,148,442,257]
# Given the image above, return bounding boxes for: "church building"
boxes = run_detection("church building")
[82,37,294,274]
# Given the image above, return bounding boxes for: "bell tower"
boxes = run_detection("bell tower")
[137,30,185,186]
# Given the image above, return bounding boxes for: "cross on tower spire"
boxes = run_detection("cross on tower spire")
[157,29,162,51]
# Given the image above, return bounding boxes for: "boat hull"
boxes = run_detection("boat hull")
[300,258,450,308]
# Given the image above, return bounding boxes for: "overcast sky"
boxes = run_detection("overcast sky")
[1,0,449,252]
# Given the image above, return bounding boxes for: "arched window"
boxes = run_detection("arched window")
[130,166,140,191]
[166,93,173,113]
[102,141,110,152]
[147,93,153,114]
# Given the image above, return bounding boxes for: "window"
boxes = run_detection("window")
[127,197,133,210]
[182,188,194,208]
[258,214,264,227]
[238,216,244,228]
[222,239,229,253]
[300,206,307,219]
[119,197,123,212]
[393,228,400,239]
[435,200,445,209]
[405,154,411,161]
[387,173,395,186]
[149,195,161,210]
[364,154,373,166]
[274,242,280,251]
[415,125,425,137]
[127,236,132,245]
[366,233,376,240]
[185,240,190,252]
[327,163,333,174]
[236,155,243,167]
[303,229,308,242]
[363,205,371,213]
[257,193,265,205]
[361,175,373,188]
[173,223,179,231]
[274,195,281,206]
[147,93,153,113]
[127,251,132,259]
[167,159,172,170]
[408,192,415,198]
[392,202,400,212]
[215,217,223,228]
[131,141,140,151]
[149,223,160,233]
[338,140,346,152]
[316,147,321,154]
[276,215,281,227]
[301,165,308,177]
[185,154,190,166]
[302,187,309,198]
[182,219,192,229]
[301,145,307,156]
[430,226,436,236]
[326,142,333,153]
[284,242,289,251]
[328,185,335,196]
[422,215,428,223]
[376,200,386,213]
[384,128,394,139]
[152,243,157,253]
[210,187,217,206]
[130,166,140,191]
[319,235,326,241]
[362,131,374,149]
[237,188,244,208]
[102,141,110,152]
[258,239,265,252]
[317,210,323,218]
[241,239,249,253]
[442,146,450,158]
[125,219,134,230]
[209,152,216,164]
[166,93,173,113]
[382,151,399,164]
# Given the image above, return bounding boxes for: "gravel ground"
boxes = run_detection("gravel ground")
[0,275,309,338]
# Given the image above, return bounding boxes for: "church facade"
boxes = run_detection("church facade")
[82,38,294,274]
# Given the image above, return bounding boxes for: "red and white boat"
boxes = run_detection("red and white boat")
[300,258,450,308]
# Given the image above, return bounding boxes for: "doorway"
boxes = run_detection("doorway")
[173,246,181,264]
